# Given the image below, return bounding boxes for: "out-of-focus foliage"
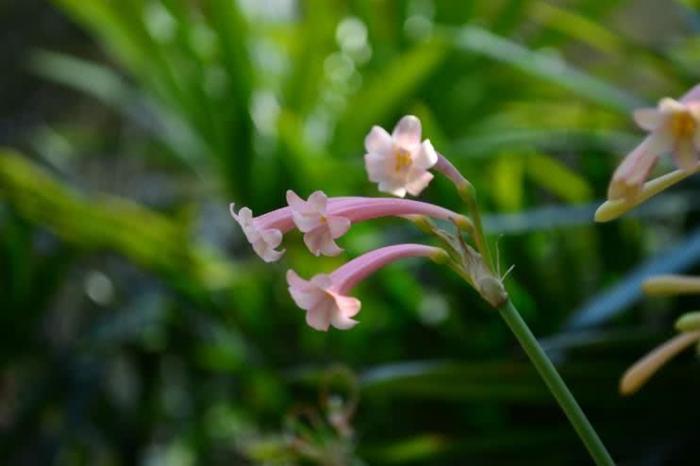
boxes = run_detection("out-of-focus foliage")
[2,0,700,464]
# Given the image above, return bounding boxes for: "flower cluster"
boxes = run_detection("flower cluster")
[596,85,700,222]
[598,85,700,394]
[230,115,506,331]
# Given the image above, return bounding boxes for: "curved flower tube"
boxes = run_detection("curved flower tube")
[287,244,446,331]
[229,197,365,262]
[608,84,700,201]
[620,330,700,395]
[231,192,468,261]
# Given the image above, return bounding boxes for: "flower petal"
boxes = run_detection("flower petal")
[310,273,333,289]
[364,126,393,155]
[330,292,361,318]
[319,239,344,256]
[330,312,359,330]
[377,180,407,198]
[673,139,697,170]
[307,191,328,213]
[326,215,351,238]
[633,108,662,131]
[607,138,659,200]
[303,228,330,256]
[286,269,308,290]
[285,190,307,212]
[325,291,360,330]
[365,153,391,182]
[413,139,438,169]
[261,228,283,248]
[645,130,674,155]
[287,190,322,232]
[287,270,327,309]
[305,297,333,331]
[404,171,434,197]
[392,115,421,148]
[252,239,284,263]
[658,97,685,114]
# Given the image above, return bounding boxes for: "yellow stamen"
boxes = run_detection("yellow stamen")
[670,111,696,139]
[394,148,412,173]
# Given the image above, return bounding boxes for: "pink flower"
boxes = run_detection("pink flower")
[608,84,700,201]
[634,98,700,169]
[229,199,358,262]
[364,115,438,197]
[286,191,352,256]
[286,271,361,330]
[286,244,445,331]
[229,205,286,263]
[285,190,467,257]
[233,193,465,261]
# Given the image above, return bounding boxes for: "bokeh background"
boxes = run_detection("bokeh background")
[2,0,700,464]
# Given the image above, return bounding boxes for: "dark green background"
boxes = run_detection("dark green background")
[1,0,700,464]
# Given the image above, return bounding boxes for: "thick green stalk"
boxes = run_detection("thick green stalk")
[498,300,615,466]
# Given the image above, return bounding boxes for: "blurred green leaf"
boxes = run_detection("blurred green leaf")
[0,148,237,292]
[448,25,644,112]
[526,152,593,203]
[334,39,448,153]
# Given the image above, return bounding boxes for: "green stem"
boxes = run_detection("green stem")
[458,183,494,271]
[498,300,615,466]
[433,155,494,271]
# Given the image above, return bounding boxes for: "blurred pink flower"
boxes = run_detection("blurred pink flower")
[287,244,444,331]
[364,115,438,197]
[634,98,700,169]
[609,85,700,200]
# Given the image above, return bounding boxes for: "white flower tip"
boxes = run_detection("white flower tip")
[260,248,284,263]
[396,114,420,129]
[660,96,682,109]
[392,115,422,146]
[365,125,392,154]
[420,139,439,168]
[286,189,304,209]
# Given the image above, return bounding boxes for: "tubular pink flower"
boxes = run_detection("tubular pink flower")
[286,191,352,256]
[229,198,361,262]
[434,153,469,189]
[287,244,444,331]
[364,115,438,197]
[609,84,700,201]
[286,190,468,257]
[232,194,465,261]
[229,204,286,263]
